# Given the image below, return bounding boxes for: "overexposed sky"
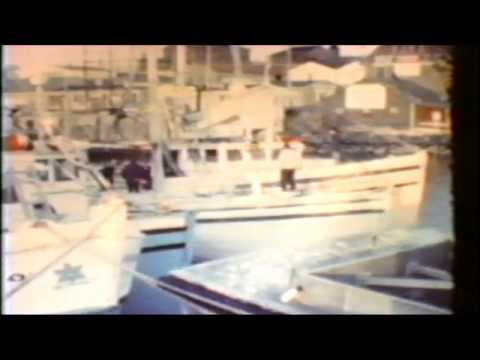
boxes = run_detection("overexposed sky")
[3,45,378,79]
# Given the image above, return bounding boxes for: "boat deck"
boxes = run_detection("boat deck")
[162,228,453,314]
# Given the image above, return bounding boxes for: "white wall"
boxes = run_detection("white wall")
[345,84,387,110]
[336,62,367,86]
[339,45,379,58]
[288,62,337,83]
[393,62,422,77]
[289,61,366,86]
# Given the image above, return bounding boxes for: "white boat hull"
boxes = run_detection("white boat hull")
[192,200,388,261]
[2,197,141,315]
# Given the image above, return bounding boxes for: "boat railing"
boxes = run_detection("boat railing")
[9,169,58,221]
[10,162,94,222]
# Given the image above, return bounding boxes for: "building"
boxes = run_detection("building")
[128,46,264,87]
[287,61,367,86]
[163,45,251,66]
[270,46,369,86]
[316,75,450,129]
[270,46,355,82]
[338,46,380,58]
[3,72,146,115]
[368,45,452,78]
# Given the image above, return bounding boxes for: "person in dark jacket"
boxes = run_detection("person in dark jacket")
[121,158,144,193]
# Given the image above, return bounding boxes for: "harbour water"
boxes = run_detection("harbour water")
[120,153,453,314]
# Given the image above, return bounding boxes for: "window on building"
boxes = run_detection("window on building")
[273,149,281,160]
[53,160,74,182]
[206,149,218,162]
[48,96,64,110]
[2,182,18,204]
[35,160,50,181]
[73,95,85,103]
[2,174,18,204]
[91,99,105,110]
[227,149,243,162]
[163,150,181,178]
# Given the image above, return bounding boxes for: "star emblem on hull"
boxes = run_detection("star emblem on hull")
[54,263,88,288]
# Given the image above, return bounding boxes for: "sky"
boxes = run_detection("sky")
[3,45,378,80]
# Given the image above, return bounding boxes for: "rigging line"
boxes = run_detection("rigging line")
[30,219,223,314]
[28,221,214,314]
[47,216,217,315]
[31,208,240,314]
[3,202,125,302]
[75,246,218,315]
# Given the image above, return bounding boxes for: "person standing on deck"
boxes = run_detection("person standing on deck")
[278,140,303,191]
[121,157,145,193]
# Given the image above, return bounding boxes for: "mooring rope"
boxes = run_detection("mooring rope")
[4,203,224,314]
[3,202,125,301]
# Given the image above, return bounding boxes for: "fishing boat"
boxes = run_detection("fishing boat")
[100,45,429,261]
[2,150,143,314]
[159,227,453,314]
[98,138,429,261]
[8,44,430,264]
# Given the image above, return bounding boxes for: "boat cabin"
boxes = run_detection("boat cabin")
[163,140,303,177]
[2,151,109,223]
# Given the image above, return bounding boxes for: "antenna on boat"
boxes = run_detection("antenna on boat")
[230,45,243,81]
[176,45,187,87]
[205,45,211,88]
[108,45,114,107]
[286,45,292,88]
[82,45,90,105]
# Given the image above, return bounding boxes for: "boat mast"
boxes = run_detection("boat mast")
[82,46,90,107]
[127,45,135,97]
[146,46,165,193]
[176,45,187,87]
[62,72,71,138]
[108,45,114,107]
[205,45,211,88]
[286,45,292,88]
[146,46,163,141]
[230,45,243,80]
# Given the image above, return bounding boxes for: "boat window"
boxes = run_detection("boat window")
[227,149,243,162]
[52,160,74,182]
[250,149,265,160]
[77,167,107,191]
[35,160,49,181]
[2,186,18,204]
[206,149,218,163]
[188,149,201,162]
[163,150,182,178]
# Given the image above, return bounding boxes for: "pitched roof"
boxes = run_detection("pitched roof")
[271,46,352,69]
[370,45,451,59]
[387,76,449,107]
[346,74,448,107]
